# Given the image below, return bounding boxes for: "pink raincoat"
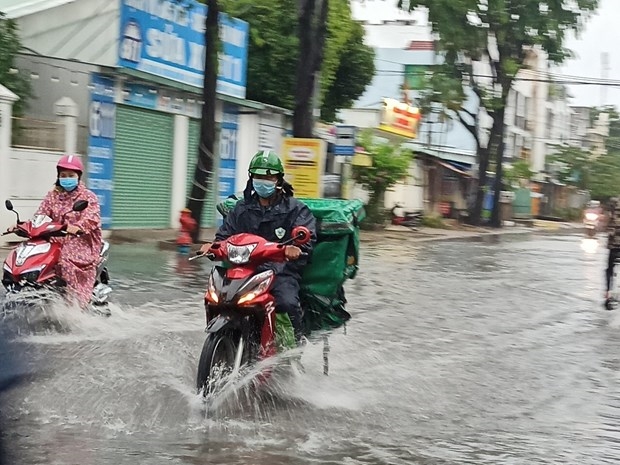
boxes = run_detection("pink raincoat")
[36,183,102,308]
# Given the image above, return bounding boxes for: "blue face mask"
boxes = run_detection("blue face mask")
[59,177,79,192]
[253,179,277,198]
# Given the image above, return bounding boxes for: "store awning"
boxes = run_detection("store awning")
[435,159,472,177]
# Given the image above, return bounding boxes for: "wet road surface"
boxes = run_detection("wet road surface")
[1,232,620,464]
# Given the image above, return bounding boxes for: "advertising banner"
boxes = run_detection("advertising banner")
[282,138,325,198]
[379,98,421,139]
[87,74,116,229]
[119,0,249,98]
[219,104,238,201]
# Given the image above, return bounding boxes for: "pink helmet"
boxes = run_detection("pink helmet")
[57,154,84,174]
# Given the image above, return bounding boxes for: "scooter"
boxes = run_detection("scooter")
[390,203,423,229]
[191,226,311,396]
[1,200,112,315]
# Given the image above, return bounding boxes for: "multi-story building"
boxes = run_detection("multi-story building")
[569,106,609,157]
[339,9,478,215]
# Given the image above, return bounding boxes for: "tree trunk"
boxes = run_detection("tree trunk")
[187,0,219,242]
[471,146,490,226]
[490,107,506,228]
[293,0,329,138]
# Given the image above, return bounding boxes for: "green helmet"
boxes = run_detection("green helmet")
[248,150,284,176]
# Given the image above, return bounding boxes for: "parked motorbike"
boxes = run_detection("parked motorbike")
[583,211,600,238]
[1,200,112,317]
[390,203,423,229]
[191,226,312,396]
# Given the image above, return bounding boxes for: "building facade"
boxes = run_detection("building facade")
[2,0,291,231]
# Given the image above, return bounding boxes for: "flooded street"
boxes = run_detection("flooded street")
[2,232,620,464]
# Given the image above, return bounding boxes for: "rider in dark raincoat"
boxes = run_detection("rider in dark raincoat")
[200,150,317,341]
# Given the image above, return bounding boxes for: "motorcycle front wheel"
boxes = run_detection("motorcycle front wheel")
[196,332,236,396]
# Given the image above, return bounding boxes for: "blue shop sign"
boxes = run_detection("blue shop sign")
[334,125,356,156]
[219,104,238,202]
[87,73,116,229]
[119,0,249,99]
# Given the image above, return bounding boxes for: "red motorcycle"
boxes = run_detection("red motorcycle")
[1,200,112,314]
[390,203,423,229]
[191,226,311,396]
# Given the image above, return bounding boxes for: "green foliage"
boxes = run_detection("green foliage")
[552,207,583,222]
[398,0,599,225]
[421,214,446,229]
[223,0,373,119]
[321,21,375,122]
[504,159,534,189]
[548,145,619,200]
[223,0,297,109]
[0,12,31,116]
[548,106,620,200]
[352,131,413,225]
[589,151,620,200]
[404,0,599,67]
[548,147,592,189]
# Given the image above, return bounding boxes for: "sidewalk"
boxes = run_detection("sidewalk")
[360,220,583,244]
[0,221,585,259]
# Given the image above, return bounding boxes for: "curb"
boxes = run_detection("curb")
[0,226,588,256]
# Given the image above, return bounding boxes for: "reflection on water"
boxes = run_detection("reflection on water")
[581,237,600,254]
[2,234,619,464]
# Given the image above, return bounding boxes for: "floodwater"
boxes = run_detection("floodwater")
[1,232,620,464]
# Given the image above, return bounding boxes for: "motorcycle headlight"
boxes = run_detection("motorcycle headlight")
[237,270,274,305]
[227,243,257,265]
[585,213,598,221]
[15,243,51,266]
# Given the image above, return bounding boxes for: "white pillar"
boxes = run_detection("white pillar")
[0,85,19,247]
[54,97,79,154]
[171,114,189,227]
[237,111,259,192]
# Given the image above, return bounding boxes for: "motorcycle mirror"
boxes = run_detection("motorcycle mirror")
[72,200,89,212]
[5,200,14,211]
[291,226,311,246]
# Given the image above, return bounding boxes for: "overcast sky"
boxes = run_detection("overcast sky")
[351,0,620,109]
[559,0,620,109]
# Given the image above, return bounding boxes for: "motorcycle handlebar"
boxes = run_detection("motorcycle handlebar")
[189,252,216,261]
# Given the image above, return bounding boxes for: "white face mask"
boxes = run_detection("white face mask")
[253,179,276,198]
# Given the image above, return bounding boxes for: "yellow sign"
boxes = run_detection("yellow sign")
[352,152,372,167]
[282,138,325,198]
[379,98,421,139]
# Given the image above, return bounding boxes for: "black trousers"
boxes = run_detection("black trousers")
[606,248,620,292]
[270,274,304,339]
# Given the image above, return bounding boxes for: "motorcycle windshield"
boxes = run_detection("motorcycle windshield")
[31,215,53,228]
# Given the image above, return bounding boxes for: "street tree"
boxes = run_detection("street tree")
[187,0,219,241]
[352,131,413,227]
[504,159,533,190]
[225,0,374,124]
[321,20,375,122]
[548,147,592,190]
[0,12,31,117]
[547,107,620,201]
[294,0,329,137]
[398,0,599,227]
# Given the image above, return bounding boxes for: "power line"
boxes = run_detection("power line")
[375,69,620,86]
[375,58,620,85]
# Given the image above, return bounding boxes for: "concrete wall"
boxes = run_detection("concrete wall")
[14,55,97,147]
[6,148,64,219]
